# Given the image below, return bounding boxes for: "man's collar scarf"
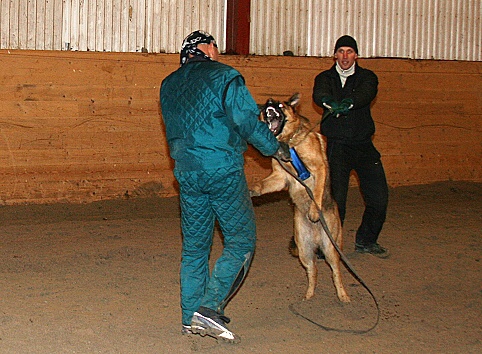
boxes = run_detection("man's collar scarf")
[180,30,216,66]
[335,62,356,87]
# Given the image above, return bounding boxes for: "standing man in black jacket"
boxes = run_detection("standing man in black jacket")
[313,35,389,258]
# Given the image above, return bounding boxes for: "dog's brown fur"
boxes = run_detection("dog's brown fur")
[251,93,350,302]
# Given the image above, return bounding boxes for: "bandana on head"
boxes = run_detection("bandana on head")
[180,30,217,66]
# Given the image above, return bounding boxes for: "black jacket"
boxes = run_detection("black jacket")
[313,63,378,143]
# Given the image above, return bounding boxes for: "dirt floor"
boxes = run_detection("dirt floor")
[0,181,480,353]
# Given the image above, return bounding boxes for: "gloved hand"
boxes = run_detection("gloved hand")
[321,96,338,111]
[324,98,353,117]
[273,142,291,162]
[336,98,354,116]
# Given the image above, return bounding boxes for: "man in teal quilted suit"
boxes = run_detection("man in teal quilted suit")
[160,30,289,344]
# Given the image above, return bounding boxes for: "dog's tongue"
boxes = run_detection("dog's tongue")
[268,120,280,134]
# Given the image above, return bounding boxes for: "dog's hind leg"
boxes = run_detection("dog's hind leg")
[294,211,318,299]
[321,224,350,302]
[325,250,350,302]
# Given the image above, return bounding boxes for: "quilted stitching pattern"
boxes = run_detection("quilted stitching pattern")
[161,60,274,324]
[161,61,266,170]
[176,167,256,324]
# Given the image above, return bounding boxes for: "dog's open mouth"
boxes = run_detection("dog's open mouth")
[262,99,286,136]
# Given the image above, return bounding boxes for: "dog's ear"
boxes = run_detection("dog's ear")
[288,93,301,108]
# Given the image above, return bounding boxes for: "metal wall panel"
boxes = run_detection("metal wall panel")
[0,0,480,61]
[0,0,226,53]
[250,0,481,61]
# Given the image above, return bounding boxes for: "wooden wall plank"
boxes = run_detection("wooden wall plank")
[95,0,105,51]
[0,50,480,204]
[9,0,19,48]
[111,0,121,52]
[52,0,63,50]
[0,0,8,47]
[35,0,45,50]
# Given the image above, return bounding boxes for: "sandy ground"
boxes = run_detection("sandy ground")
[0,181,480,353]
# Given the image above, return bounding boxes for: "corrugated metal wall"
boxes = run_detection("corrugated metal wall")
[250,0,481,61]
[0,0,226,53]
[0,0,480,61]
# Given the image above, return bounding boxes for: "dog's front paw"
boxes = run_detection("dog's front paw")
[308,203,320,222]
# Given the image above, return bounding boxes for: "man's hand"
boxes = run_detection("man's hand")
[324,98,353,117]
[273,142,291,162]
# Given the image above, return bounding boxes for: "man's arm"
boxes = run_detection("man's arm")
[313,71,335,109]
[350,69,378,109]
[224,76,279,156]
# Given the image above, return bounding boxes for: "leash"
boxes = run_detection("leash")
[273,156,380,334]
[298,108,332,136]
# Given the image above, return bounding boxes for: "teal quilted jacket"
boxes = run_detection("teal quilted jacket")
[160,60,278,171]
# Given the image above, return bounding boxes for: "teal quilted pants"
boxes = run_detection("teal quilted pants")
[174,166,256,326]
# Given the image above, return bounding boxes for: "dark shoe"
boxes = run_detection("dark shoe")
[355,243,390,258]
[191,306,241,344]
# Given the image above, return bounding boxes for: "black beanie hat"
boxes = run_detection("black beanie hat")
[334,35,358,54]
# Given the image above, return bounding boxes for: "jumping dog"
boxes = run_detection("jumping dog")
[250,93,350,302]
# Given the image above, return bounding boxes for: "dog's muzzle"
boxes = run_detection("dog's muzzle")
[262,98,286,136]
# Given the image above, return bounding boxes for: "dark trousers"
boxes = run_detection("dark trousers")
[327,140,389,246]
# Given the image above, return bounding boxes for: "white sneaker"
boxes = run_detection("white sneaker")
[181,324,193,335]
[190,306,241,344]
